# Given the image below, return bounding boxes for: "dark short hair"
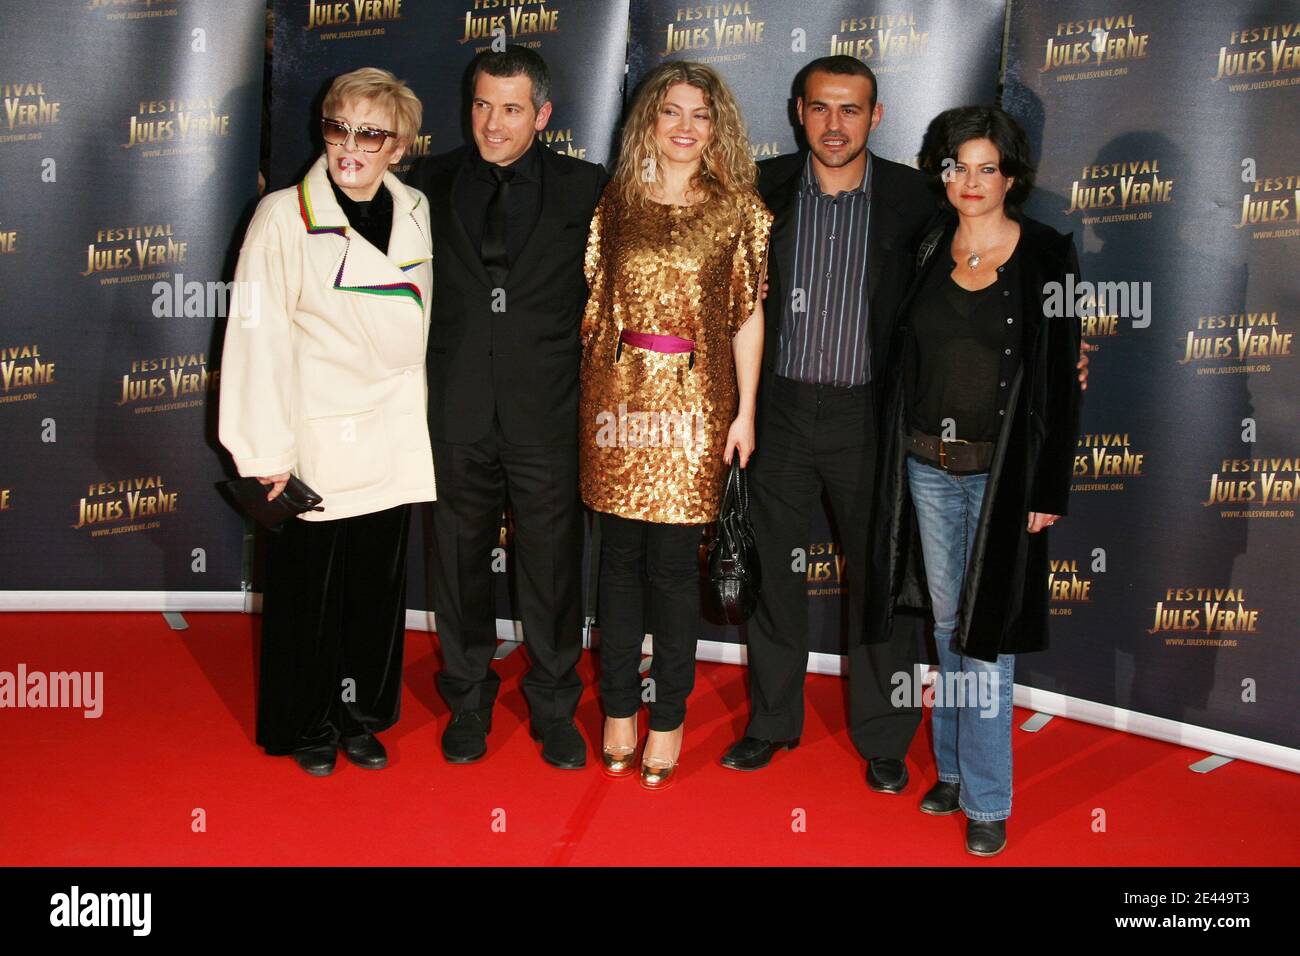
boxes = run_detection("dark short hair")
[472,45,551,112]
[796,55,878,108]
[918,106,1036,217]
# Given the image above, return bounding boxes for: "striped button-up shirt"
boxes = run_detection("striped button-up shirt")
[777,152,873,386]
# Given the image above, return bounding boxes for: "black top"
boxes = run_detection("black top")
[454,140,543,264]
[329,177,393,253]
[905,244,1014,444]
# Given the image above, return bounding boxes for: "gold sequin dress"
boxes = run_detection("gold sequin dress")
[579,188,772,524]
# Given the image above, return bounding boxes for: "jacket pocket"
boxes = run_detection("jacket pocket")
[302,408,387,494]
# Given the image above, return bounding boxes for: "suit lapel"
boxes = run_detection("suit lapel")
[429,156,494,289]
[866,153,896,312]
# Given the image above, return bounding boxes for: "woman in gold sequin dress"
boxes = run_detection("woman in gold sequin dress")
[579,62,771,789]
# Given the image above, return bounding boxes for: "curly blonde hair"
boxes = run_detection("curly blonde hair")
[613,61,756,212]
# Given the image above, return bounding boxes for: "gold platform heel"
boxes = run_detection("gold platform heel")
[601,714,639,778]
[639,726,682,791]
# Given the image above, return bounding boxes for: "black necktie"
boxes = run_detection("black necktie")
[481,165,514,287]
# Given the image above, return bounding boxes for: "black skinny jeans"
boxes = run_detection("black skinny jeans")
[596,512,705,732]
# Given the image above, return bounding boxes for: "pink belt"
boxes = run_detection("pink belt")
[618,329,695,353]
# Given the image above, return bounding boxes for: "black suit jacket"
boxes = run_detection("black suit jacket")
[756,149,940,419]
[408,145,608,446]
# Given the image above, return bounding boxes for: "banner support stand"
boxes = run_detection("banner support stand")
[1020,712,1054,733]
[1189,754,1234,774]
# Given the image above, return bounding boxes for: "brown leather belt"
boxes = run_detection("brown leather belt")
[908,431,994,473]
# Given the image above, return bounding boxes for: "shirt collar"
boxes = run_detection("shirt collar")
[470,139,542,184]
[801,150,872,200]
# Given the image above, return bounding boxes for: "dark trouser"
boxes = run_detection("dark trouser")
[596,512,704,732]
[430,418,584,725]
[257,505,411,755]
[745,375,921,759]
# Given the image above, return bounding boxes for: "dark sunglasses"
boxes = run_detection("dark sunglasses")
[321,117,396,153]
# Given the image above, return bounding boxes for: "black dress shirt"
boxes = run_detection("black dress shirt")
[454,140,543,268]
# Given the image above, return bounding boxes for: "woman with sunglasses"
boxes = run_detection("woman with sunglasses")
[218,68,435,776]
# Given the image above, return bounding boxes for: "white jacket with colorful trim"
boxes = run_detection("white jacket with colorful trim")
[218,154,436,521]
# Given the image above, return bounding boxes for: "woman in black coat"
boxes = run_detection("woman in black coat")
[866,106,1082,856]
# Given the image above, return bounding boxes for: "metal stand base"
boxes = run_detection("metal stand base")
[162,612,188,631]
[1189,754,1234,774]
[1019,712,1054,732]
[492,640,522,660]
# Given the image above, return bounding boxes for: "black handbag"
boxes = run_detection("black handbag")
[708,459,761,623]
[223,475,324,530]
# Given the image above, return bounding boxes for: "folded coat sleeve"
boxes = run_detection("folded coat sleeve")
[1030,235,1083,517]
[217,194,302,478]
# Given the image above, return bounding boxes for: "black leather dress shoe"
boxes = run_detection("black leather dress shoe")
[442,711,490,764]
[966,819,1008,857]
[919,780,961,815]
[866,757,909,793]
[531,719,587,769]
[291,745,336,777]
[341,733,388,770]
[720,736,799,771]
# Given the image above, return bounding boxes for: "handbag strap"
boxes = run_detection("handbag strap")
[719,459,748,521]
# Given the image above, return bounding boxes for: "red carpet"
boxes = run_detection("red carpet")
[2,611,1295,866]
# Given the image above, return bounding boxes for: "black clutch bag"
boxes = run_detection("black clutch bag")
[707,459,761,624]
[223,475,324,530]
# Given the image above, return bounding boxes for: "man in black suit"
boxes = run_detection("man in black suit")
[720,57,937,790]
[408,46,607,769]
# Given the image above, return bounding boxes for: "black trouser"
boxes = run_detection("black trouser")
[596,512,704,732]
[745,375,921,759]
[430,418,584,726]
[257,505,411,755]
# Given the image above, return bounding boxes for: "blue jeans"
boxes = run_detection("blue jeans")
[906,456,1015,822]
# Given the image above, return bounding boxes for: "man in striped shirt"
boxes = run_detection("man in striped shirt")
[721,56,938,792]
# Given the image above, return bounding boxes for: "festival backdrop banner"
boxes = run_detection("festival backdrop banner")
[626,0,1006,659]
[1002,0,1300,759]
[0,0,265,603]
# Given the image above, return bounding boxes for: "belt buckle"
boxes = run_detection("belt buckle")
[938,438,968,472]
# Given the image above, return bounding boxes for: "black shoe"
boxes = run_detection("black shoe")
[866,757,909,794]
[530,718,587,769]
[341,733,388,770]
[442,711,490,764]
[966,819,1008,857]
[291,745,336,777]
[720,736,799,771]
[919,780,961,815]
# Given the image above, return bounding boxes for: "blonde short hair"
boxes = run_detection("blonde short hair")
[322,67,422,145]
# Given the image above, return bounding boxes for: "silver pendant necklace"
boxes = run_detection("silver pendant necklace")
[965,252,981,270]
